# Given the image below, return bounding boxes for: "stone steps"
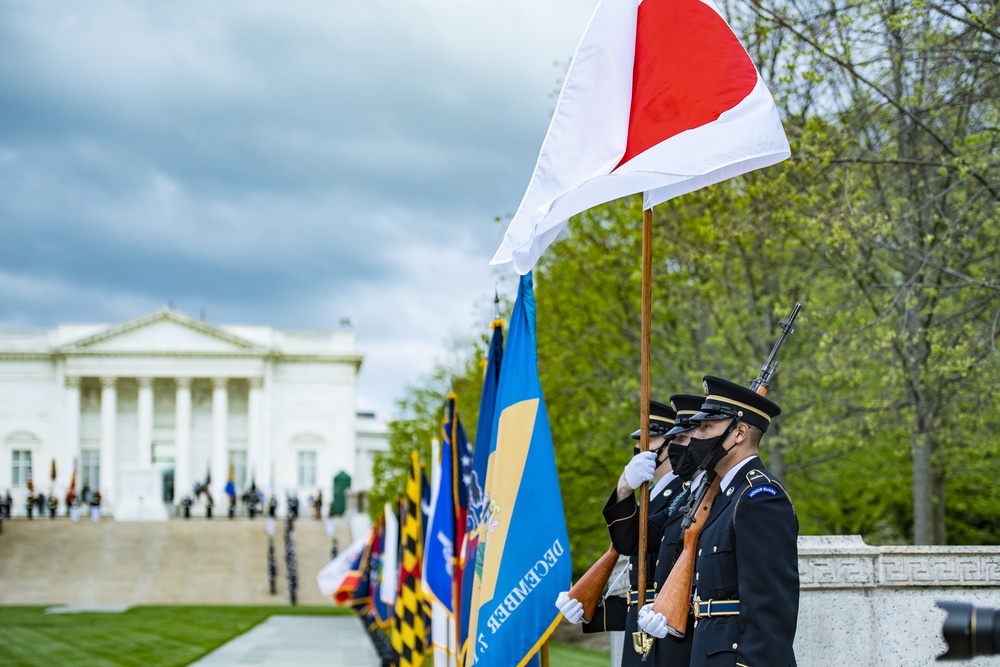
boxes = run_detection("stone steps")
[0,516,357,606]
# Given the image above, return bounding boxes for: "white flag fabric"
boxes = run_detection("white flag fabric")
[491,0,791,274]
[379,501,399,606]
[316,535,368,596]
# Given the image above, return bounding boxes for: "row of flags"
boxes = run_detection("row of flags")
[319,274,571,666]
[26,458,76,496]
[320,0,789,656]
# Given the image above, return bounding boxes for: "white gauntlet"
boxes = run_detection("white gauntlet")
[623,451,657,490]
[637,603,668,638]
[555,591,585,624]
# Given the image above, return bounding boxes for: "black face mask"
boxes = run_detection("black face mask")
[667,442,699,481]
[688,420,739,472]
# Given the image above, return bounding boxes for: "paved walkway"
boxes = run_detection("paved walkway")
[187,616,381,667]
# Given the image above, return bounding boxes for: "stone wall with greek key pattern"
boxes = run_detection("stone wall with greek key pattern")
[796,535,1000,665]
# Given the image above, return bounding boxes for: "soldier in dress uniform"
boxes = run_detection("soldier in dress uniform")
[604,395,703,666]
[638,376,798,667]
[555,400,683,665]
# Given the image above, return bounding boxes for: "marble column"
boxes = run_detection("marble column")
[65,376,81,484]
[99,377,117,507]
[262,359,274,493]
[248,377,263,489]
[137,377,154,466]
[211,378,229,504]
[174,378,192,503]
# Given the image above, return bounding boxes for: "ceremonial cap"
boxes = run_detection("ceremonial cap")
[691,375,781,433]
[630,400,676,439]
[665,394,704,436]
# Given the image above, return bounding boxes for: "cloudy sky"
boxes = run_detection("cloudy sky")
[0,0,596,419]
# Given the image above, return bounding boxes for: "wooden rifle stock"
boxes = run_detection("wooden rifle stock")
[651,477,720,638]
[568,545,620,622]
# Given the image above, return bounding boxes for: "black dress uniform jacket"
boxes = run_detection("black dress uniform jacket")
[690,457,798,667]
[603,474,692,666]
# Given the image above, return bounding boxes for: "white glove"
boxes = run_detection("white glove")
[556,591,585,624]
[623,451,657,490]
[637,603,669,638]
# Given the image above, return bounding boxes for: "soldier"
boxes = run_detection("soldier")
[604,395,703,666]
[638,376,798,667]
[555,400,683,665]
[47,493,58,518]
[635,393,705,665]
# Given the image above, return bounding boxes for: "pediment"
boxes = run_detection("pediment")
[62,308,264,355]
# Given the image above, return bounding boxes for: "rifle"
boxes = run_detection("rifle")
[567,545,621,622]
[649,303,802,639]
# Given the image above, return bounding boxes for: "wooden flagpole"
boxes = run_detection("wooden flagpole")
[452,405,461,667]
[637,207,653,609]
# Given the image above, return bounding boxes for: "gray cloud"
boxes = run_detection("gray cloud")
[0,0,593,416]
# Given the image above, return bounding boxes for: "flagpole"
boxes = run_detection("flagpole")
[451,400,461,667]
[636,207,653,609]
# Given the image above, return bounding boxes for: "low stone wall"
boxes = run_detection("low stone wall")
[797,535,1000,665]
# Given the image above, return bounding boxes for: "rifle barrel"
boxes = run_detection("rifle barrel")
[750,303,801,394]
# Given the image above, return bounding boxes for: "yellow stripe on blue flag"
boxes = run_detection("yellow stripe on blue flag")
[465,273,571,667]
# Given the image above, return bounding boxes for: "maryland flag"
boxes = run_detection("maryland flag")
[394,450,427,667]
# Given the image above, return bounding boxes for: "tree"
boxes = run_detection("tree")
[742,0,1000,544]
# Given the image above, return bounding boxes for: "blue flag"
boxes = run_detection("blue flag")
[465,273,571,667]
[459,318,504,660]
[424,413,456,614]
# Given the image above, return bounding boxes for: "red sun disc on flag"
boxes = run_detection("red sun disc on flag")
[615,0,758,170]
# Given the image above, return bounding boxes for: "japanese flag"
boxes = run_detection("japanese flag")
[492,0,790,274]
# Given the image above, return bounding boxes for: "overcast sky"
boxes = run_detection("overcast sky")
[0,0,596,419]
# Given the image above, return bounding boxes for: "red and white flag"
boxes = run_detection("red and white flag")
[492,0,791,274]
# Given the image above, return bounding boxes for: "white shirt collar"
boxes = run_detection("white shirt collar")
[650,471,677,498]
[719,455,757,495]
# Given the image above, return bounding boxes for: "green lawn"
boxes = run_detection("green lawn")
[0,606,348,667]
[546,641,613,667]
[0,606,610,667]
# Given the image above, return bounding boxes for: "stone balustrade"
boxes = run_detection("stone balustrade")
[797,535,1000,665]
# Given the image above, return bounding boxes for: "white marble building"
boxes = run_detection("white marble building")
[0,308,387,517]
